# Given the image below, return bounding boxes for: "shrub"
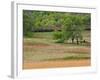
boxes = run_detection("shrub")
[55,39,64,43]
[53,31,63,40]
[24,32,33,38]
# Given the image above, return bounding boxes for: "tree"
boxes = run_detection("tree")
[23,10,34,37]
[23,10,90,40]
[62,14,84,44]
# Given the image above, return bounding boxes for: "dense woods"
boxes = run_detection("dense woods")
[23,10,91,44]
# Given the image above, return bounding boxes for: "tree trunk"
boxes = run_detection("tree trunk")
[76,38,79,44]
[72,38,74,44]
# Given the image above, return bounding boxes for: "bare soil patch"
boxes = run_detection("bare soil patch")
[23,59,90,69]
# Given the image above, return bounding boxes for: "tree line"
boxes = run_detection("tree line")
[23,10,91,44]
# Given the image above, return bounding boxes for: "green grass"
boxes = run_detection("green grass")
[43,55,90,61]
[33,32,53,39]
[24,51,90,61]
[23,31,91,62]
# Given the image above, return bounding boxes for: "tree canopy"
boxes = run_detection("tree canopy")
[23,10,90,32]
[23,10,91,44]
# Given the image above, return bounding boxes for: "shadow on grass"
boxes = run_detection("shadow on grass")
[43,56,90,61]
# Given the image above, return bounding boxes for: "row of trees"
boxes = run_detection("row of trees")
[23,10,91,44]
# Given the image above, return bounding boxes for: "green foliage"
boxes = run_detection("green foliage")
[24,32,33,38]
[23,10,91,40]
[61,14,85,44]
[55,39,64,43]
[53,31,64,43]
[23,11,34,37]
[53,31,63,40]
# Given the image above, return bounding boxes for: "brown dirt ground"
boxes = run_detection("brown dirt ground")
[23,59,90,69]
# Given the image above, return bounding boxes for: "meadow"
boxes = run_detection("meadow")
[23,31,90,69]
[23,11,91,69]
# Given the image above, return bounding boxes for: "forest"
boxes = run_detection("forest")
[23,10,90,44]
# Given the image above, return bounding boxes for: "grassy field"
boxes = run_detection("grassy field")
[23,31,90,63]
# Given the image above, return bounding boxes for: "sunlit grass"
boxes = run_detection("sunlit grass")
[23,31,90,62]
